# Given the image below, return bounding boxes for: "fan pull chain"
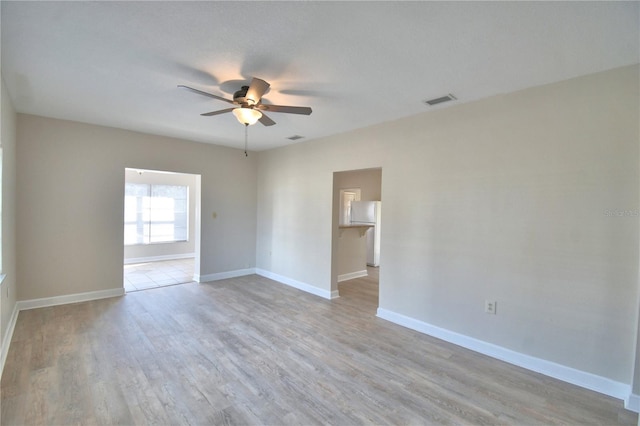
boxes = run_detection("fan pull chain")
[244,124,248,157]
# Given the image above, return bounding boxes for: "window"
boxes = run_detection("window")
[124,183,188,245]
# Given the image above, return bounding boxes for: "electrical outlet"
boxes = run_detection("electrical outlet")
[485,300,497,314]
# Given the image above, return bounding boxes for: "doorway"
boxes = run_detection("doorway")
[331,168,382,305]
[123,168,201,292]
[339,188,361,225]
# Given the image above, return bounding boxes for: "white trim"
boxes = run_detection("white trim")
[123,253,195,265]
[255,268,334,300]
[330,290,340,299]
[625,393,640,413]
[337,270,368,282]
[0,303,19,375]
[376,307,633,406]
[17,287,124,311]
[197,268,255,283]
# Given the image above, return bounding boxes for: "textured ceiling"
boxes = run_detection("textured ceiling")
[1,1,638,151]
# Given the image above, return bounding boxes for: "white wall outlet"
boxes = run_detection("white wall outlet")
[485,300,497,314]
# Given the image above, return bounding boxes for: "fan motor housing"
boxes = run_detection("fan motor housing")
[233,86,249,103]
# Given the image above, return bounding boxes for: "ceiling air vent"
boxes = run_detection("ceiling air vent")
[424,94,457,106]
[287,135,305,141]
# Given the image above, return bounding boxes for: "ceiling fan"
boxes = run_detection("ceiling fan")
[178,77,312,127]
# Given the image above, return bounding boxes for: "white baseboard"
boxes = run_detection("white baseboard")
[376,307,634,409]
[0,303,19,376]
[626,393,640,412]
[123,253,195,265]
[197,268,255,283]
[338,270,368,282]
[17,287,125,311]
[255,268,335,300]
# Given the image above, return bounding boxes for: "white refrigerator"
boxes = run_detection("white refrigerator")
[350,201,381,267]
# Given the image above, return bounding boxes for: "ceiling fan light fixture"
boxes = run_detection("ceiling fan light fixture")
[233,107,262,125]
[180,78,311,129]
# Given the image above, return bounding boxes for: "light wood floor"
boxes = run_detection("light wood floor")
[2,270,637,425]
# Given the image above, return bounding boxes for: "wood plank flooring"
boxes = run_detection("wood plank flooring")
[2,270,637,425]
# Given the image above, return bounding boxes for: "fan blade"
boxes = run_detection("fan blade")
[178,85,235,104]
[257,104,312,115]
[245,78,270,105]
[200,108,235,117]
[259,113,276,126]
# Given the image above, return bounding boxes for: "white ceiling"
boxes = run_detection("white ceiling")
[1,1,638,151]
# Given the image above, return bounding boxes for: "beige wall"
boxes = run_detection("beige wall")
[334,168,382,202]
[337,228,367,278]
[1,75,17,348]
[123,168,197,261]
[257,65,640,385]
[16,115,257,300]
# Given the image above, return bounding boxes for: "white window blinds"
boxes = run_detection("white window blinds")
[124,183,188,245]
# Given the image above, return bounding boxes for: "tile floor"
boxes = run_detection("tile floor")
[123,258,195,292]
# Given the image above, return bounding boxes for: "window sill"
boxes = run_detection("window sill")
[125,240,189,247]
